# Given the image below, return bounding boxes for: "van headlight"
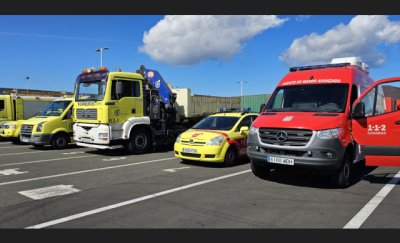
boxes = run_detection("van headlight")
[176,134,182,143]
[250,125,259,134]
[316,128,342,139]
[36,122,45,132]
[8,124,16,129]
[206,135,225,146]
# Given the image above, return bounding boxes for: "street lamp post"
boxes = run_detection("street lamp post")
[237,81,247,110]
[96,47,109,67]
[25,76,30,95]
[237,81,247,97]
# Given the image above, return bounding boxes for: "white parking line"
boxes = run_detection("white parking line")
[0,155,97,167]
[0,151,45,156]
[0,145,31,149]
[344,170,400,229]
[19,185,81,200]
[26,169,251,228]
[163,167,190,173]
[0,157,177,187]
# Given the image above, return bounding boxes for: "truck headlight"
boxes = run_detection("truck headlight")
[36,122,45,132]
[99,133,109,141]
[176,134,182,143]
[206,135,225,146]
[316,128,342,139]
[250,125,259,134]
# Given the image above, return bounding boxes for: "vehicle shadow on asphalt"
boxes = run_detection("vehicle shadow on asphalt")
[254,163,378,189]
[362,171,399,185]
[179,158,250,168]
[83,145,175,157]
[28,144,79,150]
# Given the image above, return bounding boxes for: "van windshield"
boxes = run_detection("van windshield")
[265,84,349,113]
[39,100,72,117]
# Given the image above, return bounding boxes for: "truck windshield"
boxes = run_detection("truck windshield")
[76,81,107,101]
[192,116,240,131]
[39,100,72,117]
[265,84,349,113]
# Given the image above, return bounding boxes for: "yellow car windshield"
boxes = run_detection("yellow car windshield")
[192,116,239,131]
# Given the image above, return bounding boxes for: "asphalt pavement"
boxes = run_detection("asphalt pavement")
[0,140,398,228]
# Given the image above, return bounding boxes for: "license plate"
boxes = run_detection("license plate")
[20,137,30,143]
[267,156,294,166]
[182,148,198,153]
[81,138,92,143]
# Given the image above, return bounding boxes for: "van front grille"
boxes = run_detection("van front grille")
[259,128,313,146]
[20,124,34,137]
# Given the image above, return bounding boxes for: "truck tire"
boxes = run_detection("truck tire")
[127,127,151,154]
[51,133,69,150]
[251,161,269,179]
[224,146,237,167]
[331,153,352,188]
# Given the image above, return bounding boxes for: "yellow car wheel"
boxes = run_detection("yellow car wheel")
[224,146,237,167]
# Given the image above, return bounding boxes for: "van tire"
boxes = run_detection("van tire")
[51,133,69,149]
[224,146,237,167]
[331,153,352,188]
[251,161,269,179]
[127,127,151,154]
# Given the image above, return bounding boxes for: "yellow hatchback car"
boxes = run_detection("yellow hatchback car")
[174,110,258,166]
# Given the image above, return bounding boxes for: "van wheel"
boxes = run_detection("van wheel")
[224,146,237,167]
[331,153,352,188]
[52,134,69,149]
[251,161,269,179]
[127,127,151,154]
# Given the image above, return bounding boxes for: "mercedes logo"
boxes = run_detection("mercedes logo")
[276,131,288,142]
[84,109,90,118]
[189,139,194,144]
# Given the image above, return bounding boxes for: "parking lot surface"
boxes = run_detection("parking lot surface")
[0,140,398,228]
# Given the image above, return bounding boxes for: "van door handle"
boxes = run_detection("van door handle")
[395,121,400,125]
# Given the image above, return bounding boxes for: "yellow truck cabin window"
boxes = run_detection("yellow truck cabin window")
[111,80,140,100]
[0,100,4,110]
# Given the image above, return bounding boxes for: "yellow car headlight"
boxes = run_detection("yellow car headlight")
[206,135,225,146]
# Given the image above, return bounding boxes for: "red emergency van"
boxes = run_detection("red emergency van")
[247,57,377,188]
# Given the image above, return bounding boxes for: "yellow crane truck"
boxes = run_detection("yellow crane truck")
[72,65,240,154]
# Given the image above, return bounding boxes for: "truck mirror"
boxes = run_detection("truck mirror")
[116,81,124,96]
[259,104,266,113]
[352,102,365,118]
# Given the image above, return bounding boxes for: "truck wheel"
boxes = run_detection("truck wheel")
[51,133,69,150]
[251,161,269,179]
[127,128,151,154]
[11,138,21,144]
[224,146,237,167]
[331,153,352,188]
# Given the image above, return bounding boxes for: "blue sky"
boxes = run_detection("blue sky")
[0,15,400,97]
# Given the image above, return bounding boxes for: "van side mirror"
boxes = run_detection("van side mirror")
[240,126,249,135]
[116,81,124,96]
[65,109,72,119]
[352,102,365,119]
[259,104,266,113]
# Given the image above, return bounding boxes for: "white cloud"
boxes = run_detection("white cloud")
[139,15,287,66]
[295,15,311,22]
[280,15,400,67]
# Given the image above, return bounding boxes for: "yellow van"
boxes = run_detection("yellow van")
[20,98,74,149]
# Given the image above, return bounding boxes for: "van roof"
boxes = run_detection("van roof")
[278,64,369,87]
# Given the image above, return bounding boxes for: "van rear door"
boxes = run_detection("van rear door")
[351,77,400,166]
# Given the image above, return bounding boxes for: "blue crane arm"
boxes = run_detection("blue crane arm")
[142,68,175,107]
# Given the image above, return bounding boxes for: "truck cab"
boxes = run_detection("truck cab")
[247,57,374,188]
[20,97,74,149]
